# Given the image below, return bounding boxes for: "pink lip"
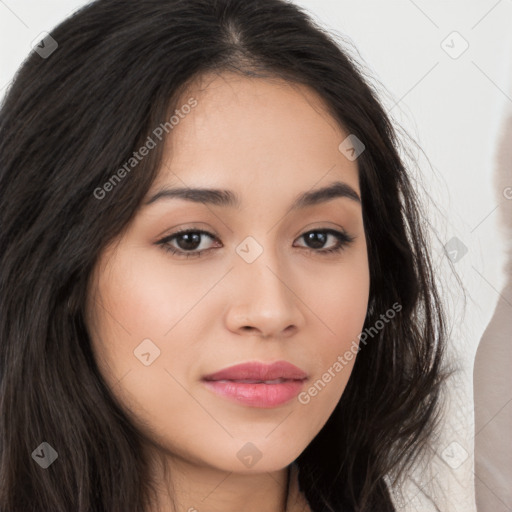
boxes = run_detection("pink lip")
[202,361,308,408]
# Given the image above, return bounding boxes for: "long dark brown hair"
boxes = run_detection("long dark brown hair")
[0,0,454,510]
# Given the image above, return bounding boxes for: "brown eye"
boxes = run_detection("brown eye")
[157,229,220,258]
[295,229,355,254]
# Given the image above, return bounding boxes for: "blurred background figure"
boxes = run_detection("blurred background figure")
[473,51,512,512]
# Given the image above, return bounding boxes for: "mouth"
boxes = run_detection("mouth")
[211,378,293,384]
[202,360,308,408]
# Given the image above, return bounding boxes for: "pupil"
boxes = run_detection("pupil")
[306,232,326,249]
[178,233,201,250]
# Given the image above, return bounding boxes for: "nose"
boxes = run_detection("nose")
[224,247,306,339]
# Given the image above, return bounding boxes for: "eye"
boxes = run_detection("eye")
[294,228,356,255]
[157,228,355,259]
[157,228,220,258]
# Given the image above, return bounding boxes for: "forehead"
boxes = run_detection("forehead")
[151,71,360,202]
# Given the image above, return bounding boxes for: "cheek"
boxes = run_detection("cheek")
[308,247,370,346]
[86,245,220,407]
[91,245,212,353]
[85,250,208,444]
[297,249,369,412]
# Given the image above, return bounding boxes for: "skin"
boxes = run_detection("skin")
[85,71,370,512]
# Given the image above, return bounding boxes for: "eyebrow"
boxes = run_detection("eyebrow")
[143,180,361,210]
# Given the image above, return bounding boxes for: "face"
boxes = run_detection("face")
[85,72,370,475]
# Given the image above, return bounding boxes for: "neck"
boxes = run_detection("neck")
[147,454,310,512]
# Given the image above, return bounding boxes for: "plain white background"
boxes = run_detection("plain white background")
[1,1,511,511]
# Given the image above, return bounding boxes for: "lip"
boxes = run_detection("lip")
[202,360,308,408]
[203,360,308,381]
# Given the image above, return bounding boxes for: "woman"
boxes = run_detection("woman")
[0,0,451,510]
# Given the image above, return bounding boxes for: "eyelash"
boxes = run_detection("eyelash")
[156,227,356,259]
